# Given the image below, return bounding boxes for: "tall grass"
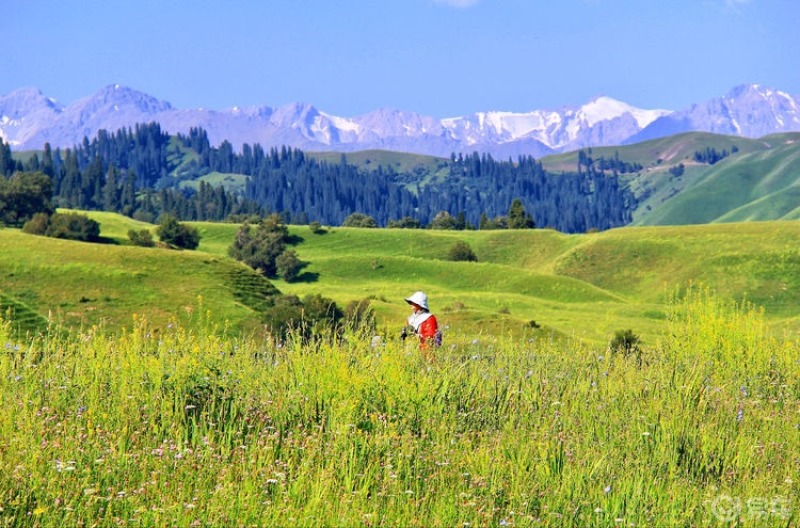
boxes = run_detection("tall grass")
[1,291,797,526]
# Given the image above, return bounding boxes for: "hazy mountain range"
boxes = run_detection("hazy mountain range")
[1,83,798,158]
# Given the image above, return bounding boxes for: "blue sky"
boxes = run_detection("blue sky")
[1,0,797,117]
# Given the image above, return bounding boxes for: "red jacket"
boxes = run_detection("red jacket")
[416,314,438,349]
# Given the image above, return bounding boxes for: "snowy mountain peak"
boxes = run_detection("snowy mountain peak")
[1,83,799,157]
[628,83,800,144]
[80,84,173,113]
[579,96,670,128]
[270,102,320,126]
[0,87,63,114]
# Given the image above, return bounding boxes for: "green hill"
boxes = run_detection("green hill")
[537,132,800,227]
[539,132,770,172]
[3,212,799,344]
[271,221,800,342]
[0,226,278,335]
[637,135,800,225]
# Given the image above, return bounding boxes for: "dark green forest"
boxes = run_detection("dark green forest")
[1,123,636,232]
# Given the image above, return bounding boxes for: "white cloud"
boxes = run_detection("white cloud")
[434,0,480,8]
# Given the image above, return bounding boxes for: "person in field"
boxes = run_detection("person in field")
[400,291,440,358]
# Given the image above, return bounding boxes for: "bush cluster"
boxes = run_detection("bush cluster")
[22,212,100,242]
[157,214,201,250]
[229,214,306,281]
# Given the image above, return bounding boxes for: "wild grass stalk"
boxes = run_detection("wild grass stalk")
[0,290,797,526]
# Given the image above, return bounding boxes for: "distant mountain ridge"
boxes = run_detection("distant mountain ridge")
[1,83,798,158]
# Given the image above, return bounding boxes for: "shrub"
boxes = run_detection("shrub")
[21,212,50,235]
[157,214,200,250]
[229,214,289,277]
[23,212,100,242]
[276,250,304,282]
[264,293,344,341]
[448,240,478,262]
[388,216,422,229]
[428,211,458,230]
[342,213,377,228]
[128,229,155,247]
[47,213,101,242]
[610,329,642,358]
[309,221,326,234]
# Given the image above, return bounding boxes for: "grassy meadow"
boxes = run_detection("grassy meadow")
[2,213,800,525]
[0,287,797,526]
[192,218,800,345]
[3,212,800,345]
[0,220,278,337]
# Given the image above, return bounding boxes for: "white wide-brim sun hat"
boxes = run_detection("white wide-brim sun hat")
[404,291,429,311]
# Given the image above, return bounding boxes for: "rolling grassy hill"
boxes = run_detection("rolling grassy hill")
[539,132,770,172]
[537,131,799,226]
[0,225,278,336]
[4,212,798,346]
[636,134,800,225]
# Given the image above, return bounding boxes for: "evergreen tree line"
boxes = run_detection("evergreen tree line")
[2,122,637,232]
[693,145,738,165]
[241,146,635,231]
[578,149,643,174]
[2,131,262,223]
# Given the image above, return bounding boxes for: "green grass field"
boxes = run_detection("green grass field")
[2,213,800,526]
[0,287,797,526]
[0,226,275,336]
[3,213,800,346]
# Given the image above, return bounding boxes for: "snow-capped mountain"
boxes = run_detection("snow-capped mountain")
[0,87,63,147]
[1,83,798,157]
[626,84,800,144]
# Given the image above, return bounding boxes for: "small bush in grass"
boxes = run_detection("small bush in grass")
[229,214,288,276]
[276,249,304,282]
[128,228,155,247]
[309,221,326,234]
[157,214,200,250]
[342,212,377,228]
[448,240,478,262]
[21,212,49,235]
[264,293,344,341]
[610,328,642,359]
[23,211,101,242]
